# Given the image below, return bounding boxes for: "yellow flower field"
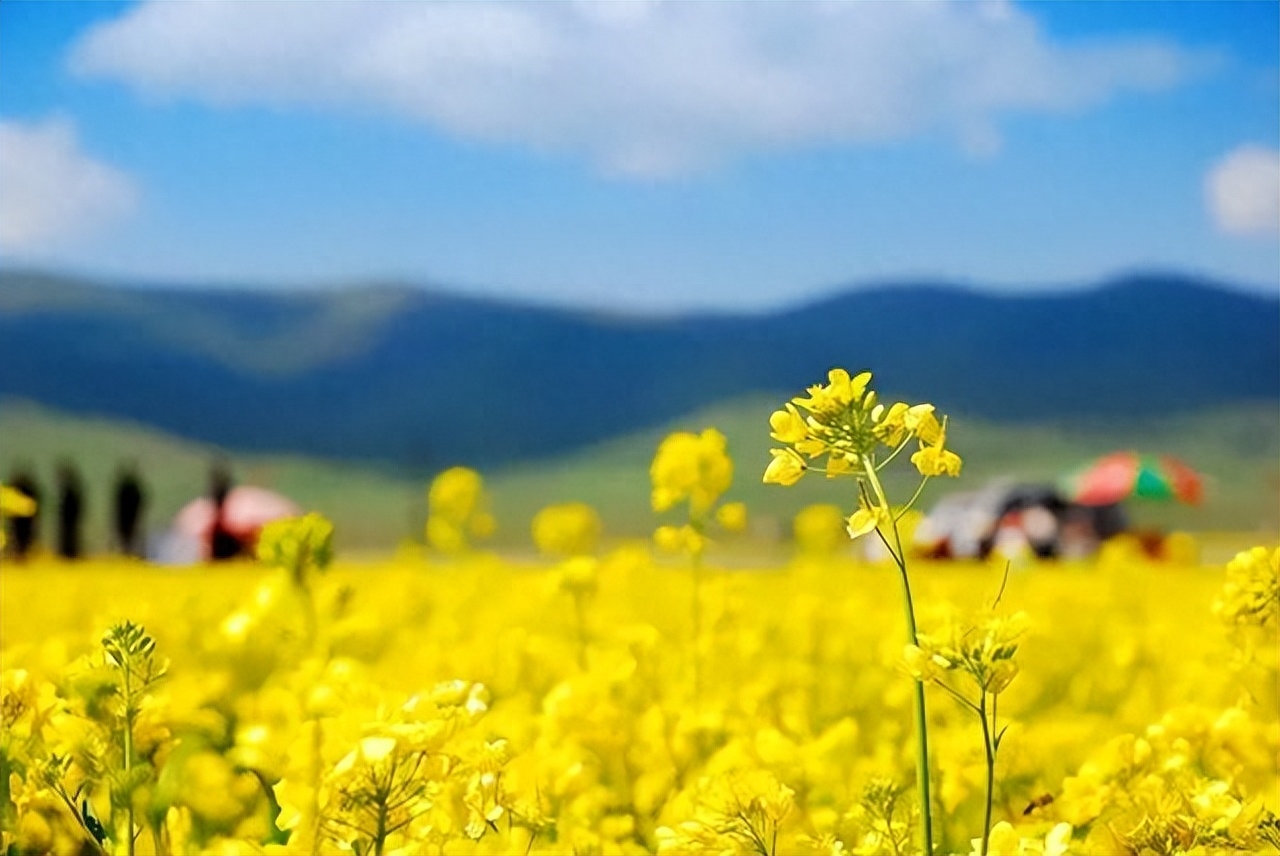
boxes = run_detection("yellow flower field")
[2,544,1276,855]
[2,370,1276,855]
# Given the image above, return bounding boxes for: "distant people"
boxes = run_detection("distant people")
[56,461,85,560]
[209,463,245,560]
[5,467,41,560]
[113,463,147,557]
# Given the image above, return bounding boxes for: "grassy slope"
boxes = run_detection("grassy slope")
[2,397,1276,554]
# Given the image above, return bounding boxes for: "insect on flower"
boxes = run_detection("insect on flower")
[82,799,108,846]
[1023,793,1054,815]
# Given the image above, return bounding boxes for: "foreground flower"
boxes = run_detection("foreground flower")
[761,368,964,856]
[763,368,962,488]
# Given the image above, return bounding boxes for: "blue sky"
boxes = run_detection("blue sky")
[0,1,1276,311]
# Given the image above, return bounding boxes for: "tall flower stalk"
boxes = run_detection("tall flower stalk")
[102,621,168,856]
[903,606,1028,856]
[651,428,739,704]
[764,369,962,855]
[257,512,336,854]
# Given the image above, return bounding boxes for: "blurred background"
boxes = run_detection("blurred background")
[1,1,1277,554]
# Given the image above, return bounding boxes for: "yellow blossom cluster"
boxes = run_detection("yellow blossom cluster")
[763,369,961,491]
[1213,545,1279,628]
[650,428,745,559]
[905,611,1031,697]
[425,467,496,554]
[533,503,603,558]
[763,370,959,551]
[651,429,734,516]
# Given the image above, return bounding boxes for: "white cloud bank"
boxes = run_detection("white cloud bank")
[1206,145,1280,238]
[70,1,1200,177]
[0,118,138,252]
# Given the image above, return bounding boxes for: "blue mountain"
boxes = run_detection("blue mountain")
[1,270,1275,470]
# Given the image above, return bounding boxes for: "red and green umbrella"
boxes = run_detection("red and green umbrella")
[1064,452,1203,507]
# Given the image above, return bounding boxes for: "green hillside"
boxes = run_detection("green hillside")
[1,398,1276,555]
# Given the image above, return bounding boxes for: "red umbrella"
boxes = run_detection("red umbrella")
[173,486,301,552]
[1064,452,1203,507]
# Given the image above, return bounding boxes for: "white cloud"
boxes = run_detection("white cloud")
[1206,145,1280,238]
[69,1,1201,177]
[0,118,138,252]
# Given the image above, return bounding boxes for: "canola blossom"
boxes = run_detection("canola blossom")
[426,468,496,555]
[764,369,968,855]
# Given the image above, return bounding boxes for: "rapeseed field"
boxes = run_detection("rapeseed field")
[2,371,1276,855]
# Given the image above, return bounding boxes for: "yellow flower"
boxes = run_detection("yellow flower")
[986,659,1020,695]
[972,821,1021,856]
[912,444,962,478]
[793,368,871,415]
[428,467,485,524]
[0,484,36,551]
[846,501,889,541]
[359,736,397,762]
[654,524,705,556]
[1214,545,1279,626]
[426,467,493,551]
[763,448,807,486]
[426,517,466,553]
[911,422,962,478]
[257,512,335,579]
[905,404,942,445]
[556,555,600,596]
[873,402,911,446]
[769,403,808,444]
[532,503,602,557]
[1044,823,1073,856]
[650,428,734,514]
[792,504,847,554]
[904,644,944,682]
[0,484,36,517]
[971,822,1072,856]
[715,501,748,533]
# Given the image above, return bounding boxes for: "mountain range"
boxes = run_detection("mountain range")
[1,270,1276,471]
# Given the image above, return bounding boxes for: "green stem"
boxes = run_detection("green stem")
[122,662,136,856]
[863,457,934,856]
[689,514,706,705]
[298,567,319,657]
[307,718,323,856]
[896,477,931,521]
[876,437,914,471]
[574,592,589,671]
[373,789,388,856]
[979,692,995,856]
